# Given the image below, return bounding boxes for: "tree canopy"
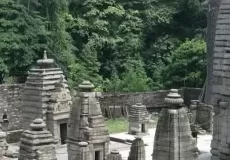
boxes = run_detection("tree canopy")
[0,0,207,91]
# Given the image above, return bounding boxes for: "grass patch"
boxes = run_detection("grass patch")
[106,118,129,134]
[105,116,159,134]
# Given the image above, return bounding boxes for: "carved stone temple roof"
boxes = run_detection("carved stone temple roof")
[128,103,149,123]
[164,89,184,107]
[22,50,71,133]
[19,119,56,160]
[107,150,122,160]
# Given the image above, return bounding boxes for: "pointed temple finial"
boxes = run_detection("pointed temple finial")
[36,50,54,68]
[30,118,46,131]
[43,50,47,59]
[164,89,184,105]
[78,80,95,92]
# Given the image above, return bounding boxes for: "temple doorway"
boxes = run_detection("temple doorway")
[95,151,101,160]
[60,123,67,144]
[141,124,145,133]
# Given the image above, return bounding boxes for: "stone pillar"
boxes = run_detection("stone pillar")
[218,101,230,160]
[211,102,221,160]
[107,150,122,160]
[152,89,196,160]
[128,136,146,160]
[19,119,57,160]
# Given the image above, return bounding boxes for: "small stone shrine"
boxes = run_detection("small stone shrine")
[67,81,110,160]
[107,150,122,160]
[22,51,72,145]
[0,124,16,158]
[128,103,149,135]
[152,89,196,160]
[19,119,56,160]
[128,136,146,160]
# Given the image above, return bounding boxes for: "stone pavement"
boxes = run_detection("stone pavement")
[8,128,212,160]
[109,128,212,160]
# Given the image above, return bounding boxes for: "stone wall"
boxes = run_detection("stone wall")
[100,87,202,118]
[0,85,202,127]
[0,84,24,131]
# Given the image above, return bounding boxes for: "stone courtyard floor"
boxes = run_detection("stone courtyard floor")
[9,128,212,160]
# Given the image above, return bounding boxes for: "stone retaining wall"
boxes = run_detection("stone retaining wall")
[0,84,24,131]
[0,85,203,129]
[100,88,202,117]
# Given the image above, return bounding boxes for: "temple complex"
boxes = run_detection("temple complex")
[21,51,72,144]
[152,89,196,160]
[128,103,149,135]
[128,137,146,160]
[18,119,57,160]
[67,80,110,160]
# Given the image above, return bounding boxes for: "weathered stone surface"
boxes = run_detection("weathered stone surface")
[189,101,213,131]
[67,81,109,160]
[22,51,72,145]
[152,89,196,160]
[128,103,150,135]
[128,137,146,160]
[107,150,122,160]
[19,119,56,160]
[0,85,24,132]
[208,1,230,159]
[0,124,17,158]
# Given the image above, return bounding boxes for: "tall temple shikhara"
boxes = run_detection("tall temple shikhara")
[22,51,72,145]
[207,1,230,159]
[67,80,110,160]
[152,89,196,160]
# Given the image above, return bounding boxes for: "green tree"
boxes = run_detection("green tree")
[163,37,207,88]
[0,0,49,83]
[68,0,146,87]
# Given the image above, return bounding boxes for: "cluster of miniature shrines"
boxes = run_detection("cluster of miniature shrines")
[0,52,198,160]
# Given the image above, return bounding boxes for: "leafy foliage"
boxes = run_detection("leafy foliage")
[163,38,207,88]
[0,0,49,82]
[0,0,207,91]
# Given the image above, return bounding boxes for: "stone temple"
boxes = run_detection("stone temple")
[21,51,72,145]
[67,80,109,160]
[205,0,230,159]
[128,103,149,135]
[128,136,146,160]
[152,89,196,160]
[19,119,56,160]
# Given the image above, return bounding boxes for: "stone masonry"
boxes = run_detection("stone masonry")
[128,103,149,135]
[128,136,146,160]
[0,123,16,159]
[22,51,72,145]
[67,80,110,160]
[18,118,57,160]
[208,1,230,160]
[107,150,122,160]
[152,89,196,160]
[0,84,24,131]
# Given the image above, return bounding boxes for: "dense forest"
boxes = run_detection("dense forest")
[0,0,207,92]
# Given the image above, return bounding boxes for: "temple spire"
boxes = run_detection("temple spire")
[36,50,54,68]
[43,50,47,59]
